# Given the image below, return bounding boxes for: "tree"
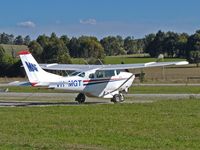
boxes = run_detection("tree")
[42,33,71,63]
[69,36,105,60]
[188,31,200,51]
[136,39,145,54]
[0,33,8,44]
[14,35,24,45]
[79,37,104,59]
[145,31,189,58]
[28,41,43,62]
[50,32,57,41]
[124,37,145,54]
[57,52,72,64]
[60,35,70,46]
[145,30,166,57]
[177,33,189,57]
[188,51,200,67]
[36,34,49,48]
[24,35,31,45]
[144,33,156,54]
[187,31,200,51]
[124,36,137,54]
[8,34,14,44]
[100,36,125,56]
[0,45,5,62]
[68,37,80,58]
[145,31,181,57]
[163,32,179,57]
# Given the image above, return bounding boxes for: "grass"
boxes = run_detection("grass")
[0,44,28,56]
[3,85,200,94]
[0,100,200,149]
[129,86,200,94]
[138,65,200,83]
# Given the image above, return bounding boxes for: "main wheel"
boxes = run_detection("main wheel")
[111,94,121,103]
[75,93,86,104]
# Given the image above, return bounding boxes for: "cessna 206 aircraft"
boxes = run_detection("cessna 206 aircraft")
[18,50,188,103]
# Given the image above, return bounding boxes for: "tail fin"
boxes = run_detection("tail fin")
[18,50,62,86]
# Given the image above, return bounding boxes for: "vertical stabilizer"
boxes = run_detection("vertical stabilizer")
[18,50,62,86]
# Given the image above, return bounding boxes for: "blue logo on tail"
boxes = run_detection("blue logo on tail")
[25,61,38,72]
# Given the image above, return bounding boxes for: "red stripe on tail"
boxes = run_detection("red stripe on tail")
[18,50,30,55]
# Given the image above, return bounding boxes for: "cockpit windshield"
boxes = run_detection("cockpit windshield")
[69,71,85,77]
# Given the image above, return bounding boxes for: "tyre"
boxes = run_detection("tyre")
[75,93,86,103]
[111,94,120,103]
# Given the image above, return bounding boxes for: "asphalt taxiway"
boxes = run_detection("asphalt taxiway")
[0,92,200,107]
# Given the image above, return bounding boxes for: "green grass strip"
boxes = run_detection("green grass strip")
[0,100,200,149]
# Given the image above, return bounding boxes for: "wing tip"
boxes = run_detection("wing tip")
[175,61,189,65]
[144,62,156,66]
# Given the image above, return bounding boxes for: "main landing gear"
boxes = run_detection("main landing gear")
[75,93,125,104]
[75,93,86,104]
[111,93,124,103]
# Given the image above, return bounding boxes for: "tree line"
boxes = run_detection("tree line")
[0,32,31,45]
[0,29,200,77]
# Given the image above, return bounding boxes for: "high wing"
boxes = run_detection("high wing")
[40,61,188,71]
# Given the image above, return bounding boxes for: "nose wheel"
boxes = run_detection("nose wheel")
[75,93,86,104]
[111,93,124,103]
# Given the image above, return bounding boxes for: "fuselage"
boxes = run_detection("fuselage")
[48,69,135,98]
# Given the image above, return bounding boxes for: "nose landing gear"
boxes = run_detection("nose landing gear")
[111,93,124,103]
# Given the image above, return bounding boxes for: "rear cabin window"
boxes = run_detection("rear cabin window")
[116,70,120,75]
[105,70,115,77]
[95,70,115,78]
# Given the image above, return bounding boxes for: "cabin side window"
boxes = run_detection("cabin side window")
[116,70,120,75]
[89,73,95,79]
[105,70,115,77]
[96,71,104,78]
[95,70,115,78]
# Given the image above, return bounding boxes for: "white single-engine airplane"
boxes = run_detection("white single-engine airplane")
[18,50,188,103]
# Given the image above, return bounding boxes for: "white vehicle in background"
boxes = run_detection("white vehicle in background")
[18,50,188,103]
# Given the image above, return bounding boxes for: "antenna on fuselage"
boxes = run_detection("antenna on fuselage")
[98,59,104,67]
[83,59,91,68]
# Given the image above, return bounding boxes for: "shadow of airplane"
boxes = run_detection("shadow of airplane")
[0,101,110,107]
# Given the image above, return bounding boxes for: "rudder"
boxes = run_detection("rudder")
[18,50,62,86]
